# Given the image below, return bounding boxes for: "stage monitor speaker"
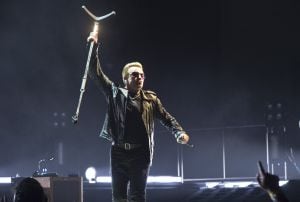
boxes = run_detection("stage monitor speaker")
[34,176,83,202]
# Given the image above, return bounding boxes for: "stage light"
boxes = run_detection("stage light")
[276,113,282,120]
[279,180,288,186]
[223,181,253,188]
[0,177,11,183]
[96,176,111,183]
[205,182,220,188]
[267,104,273,110]
[147,176,181,183]
[265,101,285,124]
[85,167,96,182]
[267,114,273,121]
[95,176,182,183]
[265,101,287,174]
[276,103,282,109]
[53,111,67,127]
[203,181,260,189]
[203,180,288,189]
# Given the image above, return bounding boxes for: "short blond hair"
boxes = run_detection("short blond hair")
[122,62,143,82]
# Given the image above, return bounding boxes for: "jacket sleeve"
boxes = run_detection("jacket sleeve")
[154,96,186,139]
[88,45,114,98]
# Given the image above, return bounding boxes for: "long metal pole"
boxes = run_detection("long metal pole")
[72,23,98,124]
[72,6,115,124]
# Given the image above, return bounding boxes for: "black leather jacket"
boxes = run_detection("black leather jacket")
[88,54,186,163]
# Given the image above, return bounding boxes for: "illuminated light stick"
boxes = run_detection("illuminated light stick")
[72,6,116,124]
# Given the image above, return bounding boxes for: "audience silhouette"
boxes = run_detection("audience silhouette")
[13,177,47,202]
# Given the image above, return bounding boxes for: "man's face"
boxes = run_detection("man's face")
[125,66,145,93]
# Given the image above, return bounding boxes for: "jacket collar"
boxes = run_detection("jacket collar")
[120,87,152,101]
[119,88,128,97]
[141,90,152,101]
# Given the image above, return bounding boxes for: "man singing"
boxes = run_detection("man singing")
[88,32,190,202]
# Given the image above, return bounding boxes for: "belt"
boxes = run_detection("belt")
[113,142,143,150]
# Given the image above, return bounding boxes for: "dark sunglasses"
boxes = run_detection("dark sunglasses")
[130,72,145,79]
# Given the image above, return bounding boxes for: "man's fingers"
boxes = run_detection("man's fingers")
[177,138,186,144]
[257,161,266,175]
[177,138,183,143]
[87,36,98,43]
[256,174,262,185]
[87,32,98,43]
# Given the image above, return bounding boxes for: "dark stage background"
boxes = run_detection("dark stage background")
[1,0,300,180]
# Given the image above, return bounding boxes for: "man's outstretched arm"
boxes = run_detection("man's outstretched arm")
[155,96,189,144]
[87,31,113,97]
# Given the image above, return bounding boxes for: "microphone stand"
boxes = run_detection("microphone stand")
[33,157,55,176]
[72,6,116,124]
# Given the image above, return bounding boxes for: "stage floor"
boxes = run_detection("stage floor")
[83,180,300,202]
[1,179,300,202]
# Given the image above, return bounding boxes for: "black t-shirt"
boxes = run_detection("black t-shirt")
[123,93,148,146]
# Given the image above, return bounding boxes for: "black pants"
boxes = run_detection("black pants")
[111,146,150,202]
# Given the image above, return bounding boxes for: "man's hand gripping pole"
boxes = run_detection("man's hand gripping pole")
[72,6,116,124]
